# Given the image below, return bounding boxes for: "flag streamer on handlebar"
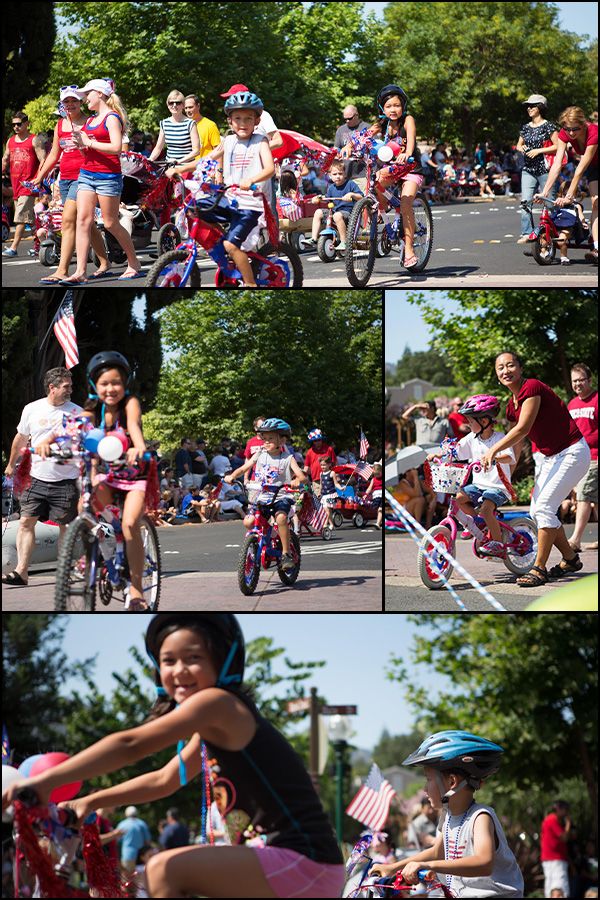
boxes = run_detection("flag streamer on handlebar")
[345,763,396,831]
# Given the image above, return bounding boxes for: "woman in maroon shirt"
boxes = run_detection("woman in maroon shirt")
[481,351,591,587]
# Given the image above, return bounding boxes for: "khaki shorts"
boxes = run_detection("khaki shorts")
[575,459,598,503]
[13,193,36,224]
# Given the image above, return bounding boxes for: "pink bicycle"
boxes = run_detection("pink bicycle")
[418,460,537,589]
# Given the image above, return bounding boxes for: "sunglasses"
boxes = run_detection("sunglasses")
[12,121,25,127]
[344,115,358,121]
[61,84,79,91]
[563,125,582,132]
[168,100,183,106]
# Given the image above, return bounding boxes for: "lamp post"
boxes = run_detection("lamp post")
[328,714,353,843]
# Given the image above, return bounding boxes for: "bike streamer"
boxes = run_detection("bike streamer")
[385,490,508,611]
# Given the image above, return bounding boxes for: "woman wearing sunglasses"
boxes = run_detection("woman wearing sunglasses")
[540,105,598,263]
[148,90,200,165]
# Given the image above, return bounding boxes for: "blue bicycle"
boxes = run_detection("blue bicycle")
[237,483,301,595]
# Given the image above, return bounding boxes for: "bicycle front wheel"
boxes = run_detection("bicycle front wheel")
[54,517,98,611]
[257,241,304,287]
[146,249,201,287]
[238,534,261,595]
[141,516,161,611]
[418,526,454,589]
[345,196,377,286]
[408,195,434,271]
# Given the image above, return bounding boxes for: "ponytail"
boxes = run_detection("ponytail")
[106,92,129,133]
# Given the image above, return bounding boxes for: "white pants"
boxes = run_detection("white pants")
[531,438,591,529]
[542,859,570,897]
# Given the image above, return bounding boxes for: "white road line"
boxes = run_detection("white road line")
[450,248,461,251]
[434,248,446,251]
[469,211,480,215]
[450,214,463,217]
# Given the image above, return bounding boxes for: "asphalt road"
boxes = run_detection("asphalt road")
[385,521,598,611]
[2,197,597,289]
[2,518,382,612]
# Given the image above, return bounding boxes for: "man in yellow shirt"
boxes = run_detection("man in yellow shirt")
[184,95,221,159]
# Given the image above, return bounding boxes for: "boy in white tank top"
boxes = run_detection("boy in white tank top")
[371,731,524,897]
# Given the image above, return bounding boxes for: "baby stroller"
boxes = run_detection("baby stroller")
[36,205,64,265]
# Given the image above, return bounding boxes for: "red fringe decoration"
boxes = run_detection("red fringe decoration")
[262,196,280,246]
[13,801,88,898]
[13,448,32,495]
[495,461,518,502]
[144,456,160,512]
[81,822,127,898]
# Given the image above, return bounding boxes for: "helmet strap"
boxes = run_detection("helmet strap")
[437,771,469,806]
[217,640,242,686]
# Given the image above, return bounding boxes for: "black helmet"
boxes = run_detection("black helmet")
[145,614,245,688]
[86,350,131,383]
[376,84,409,117]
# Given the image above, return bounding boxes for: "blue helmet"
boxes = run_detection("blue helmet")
[224,91,263,115]
[403,731,504,781]
[307,429,324,442]
[258,417,290,434]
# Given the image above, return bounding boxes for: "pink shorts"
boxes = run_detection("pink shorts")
[95,473,147,493]
[403,172,425,187]
[252,846,345,898]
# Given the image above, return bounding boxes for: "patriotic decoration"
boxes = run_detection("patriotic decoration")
[353,460,374,481]
[1,724,10,765]
[277,196,303,222]
[359,430,370,459]
[345,763,396,831]
[306,491,328,531]
[53,292,79,370]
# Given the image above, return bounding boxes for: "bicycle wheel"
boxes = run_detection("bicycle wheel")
[417,526,454,589]
[157,222,181,255]
[532,232,556,265]
[238,534,261,595]
[257,241,304,287]
[345,196,377,286]
[407,196,433,271]
[317,234,337,262]
[146,249,201,287]
[54,517,98,611]
[277,531,301,585]
[140,515,161,611]
[502,517,538,576]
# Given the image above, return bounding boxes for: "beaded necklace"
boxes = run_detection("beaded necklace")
[443,801,474,889]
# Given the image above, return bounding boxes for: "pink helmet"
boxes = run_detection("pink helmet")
[459,394,500,419]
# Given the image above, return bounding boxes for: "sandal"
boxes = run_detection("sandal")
[1,571,28,587]
[548,553,583,578]
[403,254,418,269]
[516,565,548,587]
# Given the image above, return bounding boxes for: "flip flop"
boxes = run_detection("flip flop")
[88,270,112,280]
[403,255,418,269]
[59,277,88,285]
[1,571,28,587]
[39,276,65,284]
[118,270,144,280]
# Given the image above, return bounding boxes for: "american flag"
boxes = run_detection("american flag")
[346,763,396,831]
[1,724,10,765]
[354,460,373,481]
[53,292,79,369]
[277,196,303,222]
[359,430,370,459]
[300,490,329,531]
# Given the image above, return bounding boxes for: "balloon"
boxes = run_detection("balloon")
[112,429,130,454]
[17,753,45,779]
[29,752,82,803]
[84,428,106,453]
[97,434,124,462]
[2,765,21,822]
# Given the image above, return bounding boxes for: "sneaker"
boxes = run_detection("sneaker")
[280,552,295,571]
[305,237,317,246]
[459,530,473,540]
[516,236,529,244]
[336,241,346,251]
[479,540,504,557]
[560,257,571,266]
[27,247,37,257]
[2,248,17,257]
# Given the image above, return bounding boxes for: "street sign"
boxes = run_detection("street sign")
[320,705,358,715]
[286,698,311,714]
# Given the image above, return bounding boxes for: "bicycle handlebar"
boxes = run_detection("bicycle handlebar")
[47,446,153,464]
[15,787,79,829]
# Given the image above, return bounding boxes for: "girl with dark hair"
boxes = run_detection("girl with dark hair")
[2,614,345,899]
[480,352,591,587]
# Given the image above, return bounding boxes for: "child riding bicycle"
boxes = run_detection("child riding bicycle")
[427,395,515,558]
[371,731,524,897]
[224,418,306,571]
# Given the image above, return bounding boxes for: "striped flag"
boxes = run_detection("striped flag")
[359,430,370,459]
[304,490,328,531]
[345,763,396,831]
[354,460,374,481]
[53,292,79,369]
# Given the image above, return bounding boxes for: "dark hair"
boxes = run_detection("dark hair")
[571,362,592,379]
[83,364,129,421]
[136,844,153,864]
[166,807,179,819]
[495,350,524,368]
[253,415,266,429]
[279,170,298,195]
[13,111,28,122]
[184,94,200,105]
[43,367,71,393]
[180,437,190,446]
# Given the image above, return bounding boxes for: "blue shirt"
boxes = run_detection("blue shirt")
[325,179,363,214]
[115,816,152,862]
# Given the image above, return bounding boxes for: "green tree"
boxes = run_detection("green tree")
[407,289,597,397]
[371,728,424,772]
[380,2,597,150]
[3,2,56,125]
[1,295,36,459]
[386,614,598,842]
[387,346,456,387]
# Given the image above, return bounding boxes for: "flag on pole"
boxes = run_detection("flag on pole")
[345,763,396,831]
[307,492,329,531]
[359,430,370,459]
[1,724,10,765]
[53,292,79,369]
[354,460,374,481]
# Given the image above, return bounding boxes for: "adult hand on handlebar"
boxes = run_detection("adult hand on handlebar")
[34,440,55,460]
[480,448,497,471]
[126,446,145,466]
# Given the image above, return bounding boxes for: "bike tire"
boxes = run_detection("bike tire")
[345,196,377,286]
[238,534,261,595]
[54,517,98,611]
[502,517,538,576]
[277,531,301,585]
[532,233,556,265]
[259,241,304,287]
[407,195,434,272]
[317,234,337,262]
[417,526,455,589]
[141,515,162,611]
[157,222,181,255]
[146,249,201,287]
[39,243,59,267]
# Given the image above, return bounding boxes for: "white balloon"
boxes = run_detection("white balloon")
[2,765,21,822]
[377,144,394,163]
[97,434,124,462]
[2,544,18,575]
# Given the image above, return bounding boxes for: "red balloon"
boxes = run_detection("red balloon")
[29,752,83,803]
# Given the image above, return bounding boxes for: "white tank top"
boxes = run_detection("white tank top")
[436,803,524,897]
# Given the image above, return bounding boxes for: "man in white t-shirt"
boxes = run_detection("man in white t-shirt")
[3,368,83,587]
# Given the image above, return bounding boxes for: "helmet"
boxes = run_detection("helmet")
[145,613,245,688]
[257,417,291,434]
[376,84,409,116]
[307,429,324,442]
[458,394,500,419]
[403,731,504,782]
[86,351,131,383]
[223,91,263,115]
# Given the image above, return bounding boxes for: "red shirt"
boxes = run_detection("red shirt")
[568,390,598,461]
[7,134,39,197]
[506,379,582,457]
[558,122,598,169]
[57,117,83,180]
[244,436,264,459]
[371,476,383,491]
[304,444,337,481]
[82,113,123,174]
[540,812,569,862]
[448,411,469,439]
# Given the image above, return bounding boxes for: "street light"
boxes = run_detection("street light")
[328,715,353,843]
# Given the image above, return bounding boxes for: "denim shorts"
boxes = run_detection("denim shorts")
[59,178,79,204]
[462,484,509,509]
[78,169,123,197]
[257,496,294,518]
[225,208,262,248]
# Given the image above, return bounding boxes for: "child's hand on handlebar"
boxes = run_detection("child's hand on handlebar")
[370,862,398,878]
[223,474,234,484]
[239,178,256,191]
[57,796,94,825]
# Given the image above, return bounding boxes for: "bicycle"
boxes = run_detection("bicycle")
[520,195,592,266]
[146,174,303,287]
[50,427,161,612]
[340,132,433,286]
[344,834,455,898]
[237,482,301,595]
[418,459,537,589]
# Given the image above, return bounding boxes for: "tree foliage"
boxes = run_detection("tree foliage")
[3,1,56,124]
[386,346,455,388]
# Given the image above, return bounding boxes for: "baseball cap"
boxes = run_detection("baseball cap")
[220,83,250,98]
[523,94,547,106]
[60,85,81,102]
[75,79,115,98]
